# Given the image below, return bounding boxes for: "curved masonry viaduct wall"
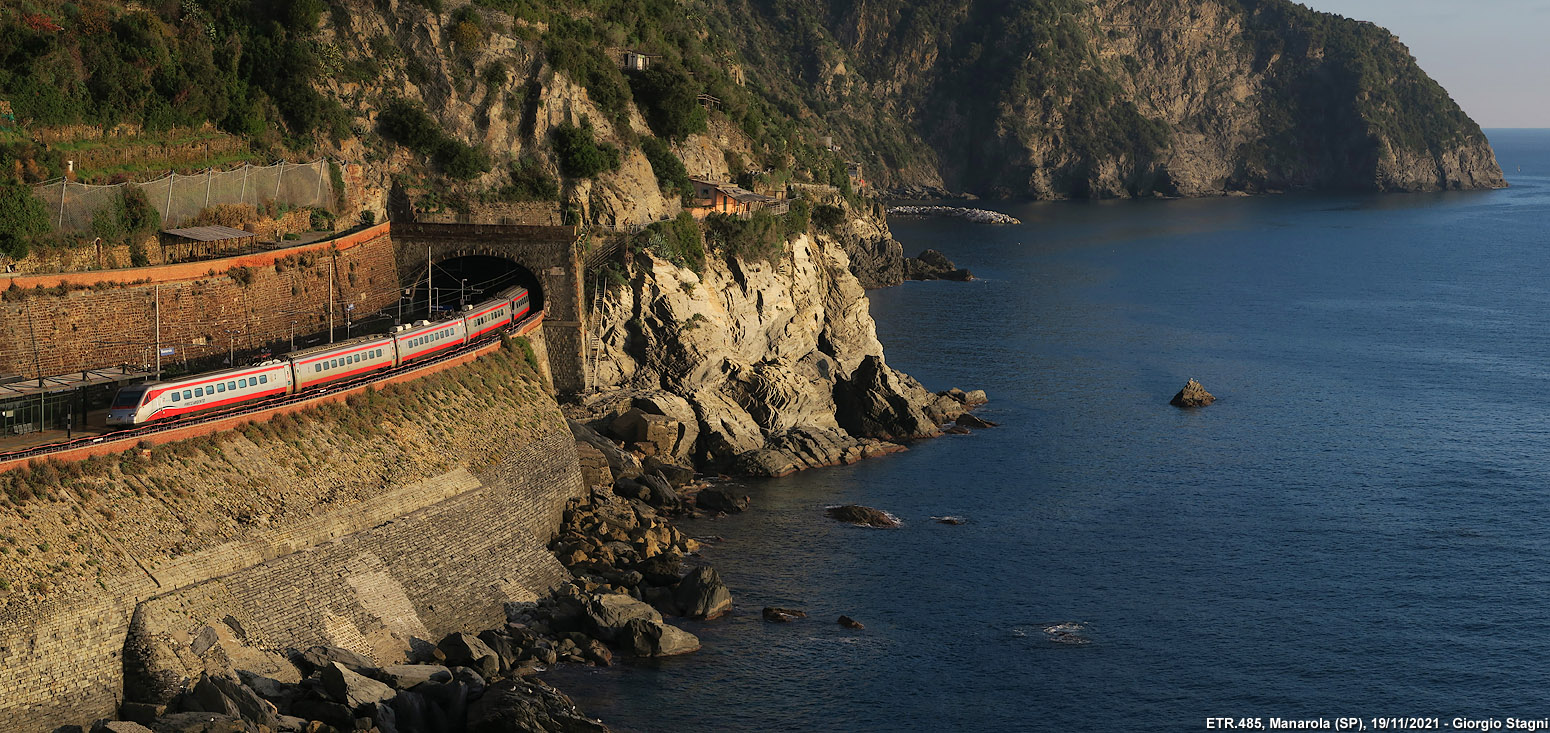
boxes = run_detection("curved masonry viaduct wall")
[0,334,587,732]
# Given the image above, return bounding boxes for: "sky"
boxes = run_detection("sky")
[1295,0,1550,128]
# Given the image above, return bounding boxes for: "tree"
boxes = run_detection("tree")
[553,120,621,179]
[628,66,708,141]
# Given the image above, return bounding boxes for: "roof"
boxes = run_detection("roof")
[0,367,155,400]
[689,179,776,204]
[161,225,256,242]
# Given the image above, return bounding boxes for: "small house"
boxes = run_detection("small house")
[687,178,778,219]
[621,51,653,71]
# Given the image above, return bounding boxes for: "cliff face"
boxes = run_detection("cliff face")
[577,230,971,476]
[748,0,1505,197]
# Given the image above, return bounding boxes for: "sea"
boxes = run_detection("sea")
[546,129,1550,732]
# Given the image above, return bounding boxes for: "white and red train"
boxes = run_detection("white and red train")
[105,287,532,427]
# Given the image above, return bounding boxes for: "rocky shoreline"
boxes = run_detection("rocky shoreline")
[886,205,1022,225]
[90,379,991,732]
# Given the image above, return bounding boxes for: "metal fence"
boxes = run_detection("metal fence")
[32,160,336,234]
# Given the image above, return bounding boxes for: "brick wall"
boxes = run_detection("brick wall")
[0,226,399,377]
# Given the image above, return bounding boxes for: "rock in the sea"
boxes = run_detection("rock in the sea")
[934,516,966,525]
[954,413,997,429]
[837,615,865,629]
[672,566,733,620]
[618,618,702,657]
[762,607,807,623]
[320,662,397,709]
[826,504,900,528]
[1170,379,1216,408]
[904,248,975,281]
[694,485,750,513]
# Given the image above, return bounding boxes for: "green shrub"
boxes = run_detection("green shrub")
[553,119,621,179]
[628,66,708,141]
[812,203,845,231]
[379,99,491,179]
[0,184,51,244]
[640,137,693,200]
[639,211,705,271]
[499,156,560,201]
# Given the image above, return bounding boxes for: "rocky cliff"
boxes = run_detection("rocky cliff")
[573,230,982,477]
[731,0,1506,197]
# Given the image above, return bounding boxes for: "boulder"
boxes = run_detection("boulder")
[694,486,750,513]
[690,388,766,469]
[955,413,997,429]
[671,566,733,620]
[192,674,279,729]
[837,615,865,629]
[294,645,376,675]
[963,389,988,405]
[118,702,167,726]
[612,408,695,464]
[618,618,701,657]
[826,504,900,528]
[375,664,452,690]
[91,723,154,733]
[320,662,397,710]
[583,639,613,667]
[636,472,681,510]
[633,553,684,586]
[762,607,807,623]
[289,698,354,730]
[1170,379,1215,407]
[465,678,610,733]
[585,593,663,641]
[477,630,521,672]
[935,516,966,525]
[436,633,500,679]
[641,457,695,487]
[146,712,252,733]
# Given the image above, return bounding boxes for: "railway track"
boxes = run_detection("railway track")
[0,312,544,466]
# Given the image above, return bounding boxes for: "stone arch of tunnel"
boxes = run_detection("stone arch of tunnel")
[413,254,546,316]
[391,223,586,394]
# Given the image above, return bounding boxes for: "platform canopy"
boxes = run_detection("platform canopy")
[0,367,154,400]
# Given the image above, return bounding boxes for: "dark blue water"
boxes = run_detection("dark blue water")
[548,130,1550,731]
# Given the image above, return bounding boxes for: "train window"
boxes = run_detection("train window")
[217,383,226,393]
[171,392,180,402]
[194,387,203,397]
[228,381,236,390]
[239,378,247,387]
[259,375,267,384]
[183,389,192,400]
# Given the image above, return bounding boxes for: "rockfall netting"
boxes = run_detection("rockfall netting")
[32,160,335,234]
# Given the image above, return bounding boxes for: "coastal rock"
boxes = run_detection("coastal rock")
[835,355,942,441]
[904,249,975,281]
[145,712,250,732]
[91,722,155,733]
[618,618,701,657]
[436,632,501,679]
[586,593,663,641]
[955,413,997,429]
[762,607,807,623]
[672,566,733,620]
[294,645,376,675]
[1170,379,1216,408]
[320,662,397,710]
[465,678,611,733]
[837,615,865,629]
[934,516,966,525]
[693,485,750,513]
[191,674,278,730]
[826,504,900,528]
[633,552,684,586]
[376,664,452,690]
